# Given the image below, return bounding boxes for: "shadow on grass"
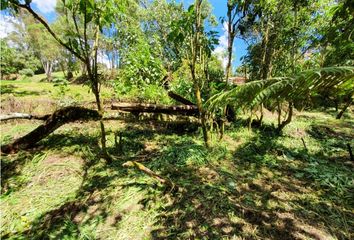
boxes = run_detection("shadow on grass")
[0,84,46,97]
[2,132,130,239]
[1,151,45,194]
[145,124,353,239]
[2,121,353,239]
[1,123,182,239]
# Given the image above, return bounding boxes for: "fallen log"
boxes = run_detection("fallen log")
[168,91,195,106]
[111,102,199,116]
[1,111,200,127]
[123,161,177,190]
[1,106,101,154]
[0,113,50,121]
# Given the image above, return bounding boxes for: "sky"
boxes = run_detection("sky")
[177,0,248,68]
[0,0,248,69]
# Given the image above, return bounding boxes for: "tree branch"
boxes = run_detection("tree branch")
[11,1,86,62]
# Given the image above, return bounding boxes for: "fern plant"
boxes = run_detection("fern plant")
[207,66,354,131]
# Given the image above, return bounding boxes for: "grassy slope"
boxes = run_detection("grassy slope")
[1,72,114,103]
[1,75,354,239]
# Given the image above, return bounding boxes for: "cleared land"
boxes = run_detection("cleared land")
[1,76,353,239]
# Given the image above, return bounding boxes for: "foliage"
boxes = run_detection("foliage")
[118,40,165,86]
[0,38,41,76]
[0,39,17,75]
[208,66,354,114]
[114,81,171,104]
[321,0,354,66]
[18,68,34,77]
[141,0,185,71]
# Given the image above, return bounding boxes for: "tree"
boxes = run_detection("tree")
[3,0,122,161]
[0,39,17,76]
[141,0,185,73]
[223,0,250,81]
[169,0,218,147]
[20,11,61,80]
[0,37,41,77]
[321,0,354,66]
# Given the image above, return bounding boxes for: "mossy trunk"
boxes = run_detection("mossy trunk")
[195,85,211,148]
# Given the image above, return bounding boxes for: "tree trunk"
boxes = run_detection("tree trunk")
[336,97,353,119]
[168,91,195,105]
[278,102,293,132]
[42,61,53,81]
[111,102,199,116]
[0,113,50,121]
[1,107,101,154]
[195,85,211,148]
[190,0,211,148]
[225,3,235,82]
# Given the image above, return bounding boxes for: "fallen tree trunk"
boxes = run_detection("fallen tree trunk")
[1,106,101,154]
[0,113,50,121]
[111,102,199,116]
[1,112,200,126]
[168,91,195,105]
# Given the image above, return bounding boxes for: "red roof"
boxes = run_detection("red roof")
[228,76,247,85]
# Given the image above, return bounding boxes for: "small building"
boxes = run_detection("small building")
[228,76,247,85]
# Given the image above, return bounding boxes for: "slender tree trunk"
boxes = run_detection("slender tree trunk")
[278,102,293,132]
[225,37,234,81]
[195,84,211,148]
[46,61,53,81]
[91,27,110,162]
[225,2,237,82]
[190,0,211,148]
[336,97,353,119]
[277,101,282,127]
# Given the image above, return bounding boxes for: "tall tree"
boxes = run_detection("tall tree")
[3,0,122,161]
[224,0,249,81]
[20,11,61,80]
[169,0,218,147]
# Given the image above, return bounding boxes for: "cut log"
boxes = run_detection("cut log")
[0,113,50,121]
[111,102,199,116]
[123,161,176,190]
[168,91,195,105]
[1,106,101,154]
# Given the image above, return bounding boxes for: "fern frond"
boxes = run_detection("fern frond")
[206,66,354,113]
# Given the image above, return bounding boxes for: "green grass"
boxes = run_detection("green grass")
[1,81,354,239]
[0,79,113,103]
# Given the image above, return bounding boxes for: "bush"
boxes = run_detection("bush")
[114,81,171,104]
[19,68,35,77]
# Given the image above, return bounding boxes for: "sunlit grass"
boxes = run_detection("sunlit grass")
[1,81,353,239]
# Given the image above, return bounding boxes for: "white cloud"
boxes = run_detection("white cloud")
[213,21,229,69]
[32,0,57,14]
[98,52,111,68]
[0,15,20,39]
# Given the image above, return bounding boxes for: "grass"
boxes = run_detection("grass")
[1,78,354,239]
[0,73,113,103]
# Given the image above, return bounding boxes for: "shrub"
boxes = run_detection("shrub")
[19,68,35,77]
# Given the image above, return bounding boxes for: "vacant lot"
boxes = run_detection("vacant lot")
[1,78,353,239]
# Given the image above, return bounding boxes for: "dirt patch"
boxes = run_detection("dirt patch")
[1,96,57,115]
[42,154,84,165]
[198,167,220,182]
